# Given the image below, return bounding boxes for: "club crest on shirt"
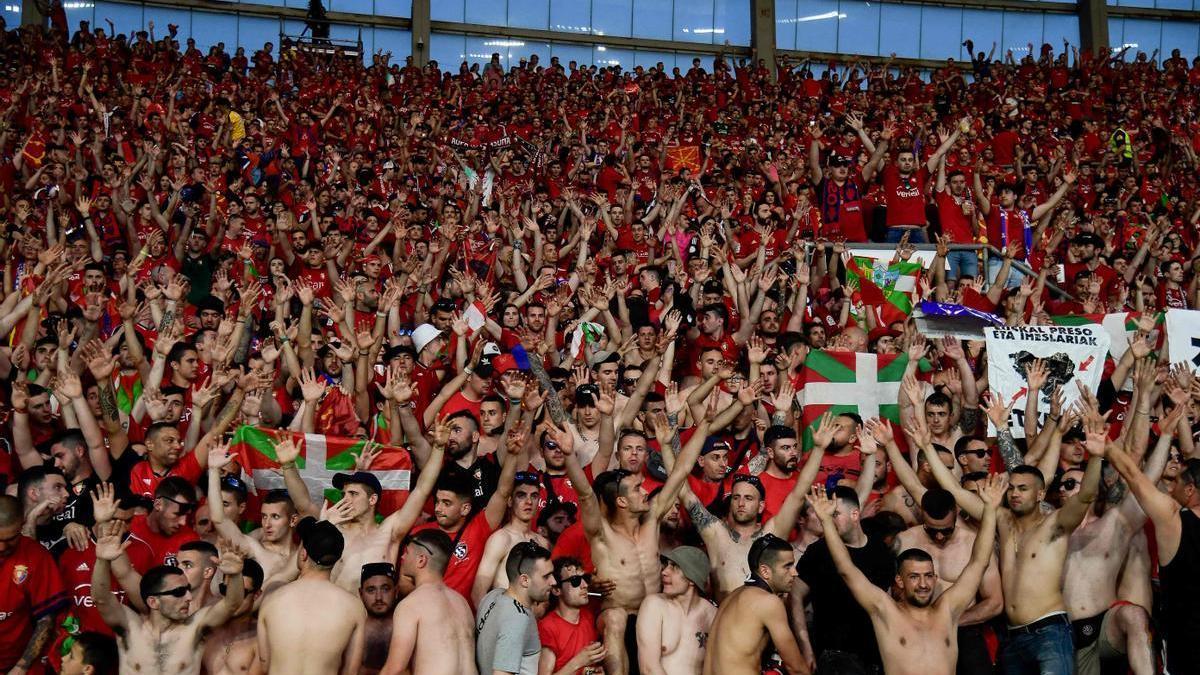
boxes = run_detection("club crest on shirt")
[13,564,29,585]
[454,542,468,560]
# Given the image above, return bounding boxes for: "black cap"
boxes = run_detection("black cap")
[829,154,852,167]
[332,471,383,496]
[360,562,397,584]
[296,517,344,566]
[473,357,495,378]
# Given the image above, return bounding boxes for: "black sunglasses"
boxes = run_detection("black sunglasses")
[147,585,189,598]
[963,448,989,459]
[924,524,955,537]
[1059,478,1080,491]
[515,471,543,486]
[159,496,197,514]
[561,573,590,588]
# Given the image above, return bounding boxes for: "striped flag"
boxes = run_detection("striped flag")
[231,425,413,516]
[795,350,908,449]
[1050,311,1164,361]
[844,257,923,326]
[569,321,604,363]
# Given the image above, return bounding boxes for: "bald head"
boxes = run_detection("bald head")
[0,495,20,528]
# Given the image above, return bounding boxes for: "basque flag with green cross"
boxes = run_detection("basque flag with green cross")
[232,425,413,516]
[795,350,909,449]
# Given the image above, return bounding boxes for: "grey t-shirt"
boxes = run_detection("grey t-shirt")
[476,588,540,675]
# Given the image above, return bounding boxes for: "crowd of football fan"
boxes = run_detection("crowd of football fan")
[0,10,1199,675]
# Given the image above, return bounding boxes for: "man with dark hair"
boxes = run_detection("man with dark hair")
[811,475,1004,675]
[476,541,556,675]
[923,414,1107,675]
[127,421,203,497]
[792,486,896,673]
[59,631,119,675]
[409,425,522,603]
[125,475,199,569]
[202,558,265,675]
[16,464,72,554]
[176,539,220,607]
[0,494,69,674]
[755,424,801,520]
[538,557,604,674]
[897,488,1004,674]
[277,423,446,592]
[564,405,710,675]
[1104,442,1200,674]
[257,517,365,674]
[704,533,808,674]
[208,446,298,578]
[471,469,550,606]
[91,521,246,675]
[381,530,477,675]
[359,562,397,675]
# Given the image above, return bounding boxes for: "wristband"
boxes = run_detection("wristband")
[358,350,370,357]
[279,461,296,470]
[375,311,387,317]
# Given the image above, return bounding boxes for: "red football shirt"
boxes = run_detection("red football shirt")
[57,538,157,636]
[412,515,494,607]
[756,471,798,522]
[126,515,199,570]
[538,608,598,674]
[0,536,69,670]
[127,452,203,498]
[882,165,930,227]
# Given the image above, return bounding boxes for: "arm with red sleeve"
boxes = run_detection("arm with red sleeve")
[4,537,69,674]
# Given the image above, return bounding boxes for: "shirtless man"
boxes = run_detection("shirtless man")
[380,530,477,675]
[1058,404,1184,675]
[811,475,1004,675]
[201,559,264,675]
[278,423,446,591]
[91,522,247,675]
[207,444,298,579]
[257,517,366,675]
[923,411,1109,675]
[703,534,808,675]
[470,472,550,606]
[561,408,710,675]
[637,546,717,674]
[895,488,1004,675]
[358,563,398,675]
[656,412,837,599]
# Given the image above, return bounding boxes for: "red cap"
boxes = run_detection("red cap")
[492,353,518,376]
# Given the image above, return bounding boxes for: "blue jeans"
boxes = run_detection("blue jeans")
[885,227,928,244]
[986,256,1026,290]
[998,616,1075,675]
[947,249,979,281]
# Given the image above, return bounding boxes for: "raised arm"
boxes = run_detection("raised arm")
[382,422,448,541]
[651,413,711,521]
[940,474,1003,617]
[921,438,986,521]
[809,486,890,615]
[558,419,604,540]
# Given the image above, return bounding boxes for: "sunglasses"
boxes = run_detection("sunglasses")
[147,585,189,599]
[561,573,591,588]
[962,448,989,459]
[159,496,197,514]
[1059,478,1080,491]
[924,525,955,537]
[515,471,543,486]
[543,440,560,450]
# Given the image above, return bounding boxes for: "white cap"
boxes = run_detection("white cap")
[411,324,443,355]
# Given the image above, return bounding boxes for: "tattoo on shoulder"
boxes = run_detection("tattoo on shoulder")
[685,500,718,532]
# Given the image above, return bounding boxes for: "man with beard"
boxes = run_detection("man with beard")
[637,546,717,674]
[811,475,1004,675]
[410,426,524,603]
[475,541,558,675]
[660,413,836,600]
[16,465,73,555]
[471,472,551,606]
[751,425,802,521]
[404,410,500,511]
[895,488,1004,675]
[201,558,265,675]
[207,445,298,579]
[278,422,446,592]
[92,522,246,675]
[923,415,1107,675]
[703,534,807,675]
[358,563,398,675]
[381,530,478,675]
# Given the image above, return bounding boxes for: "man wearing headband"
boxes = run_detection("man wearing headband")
[637,546,717,674]
[470,468,550,607]
[704,534,807,675]
[381,530,477,675]
[90,521,247,675]
[257,517,365,675]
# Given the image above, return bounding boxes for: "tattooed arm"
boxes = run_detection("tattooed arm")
[14,615,56,673]
[996,427,1023,472]
[525,351,568,426]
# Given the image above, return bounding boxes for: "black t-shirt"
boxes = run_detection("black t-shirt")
[447,455,500,512]
[797,534,895,667]
[1162,509,1200,675]
[52,475,102,529]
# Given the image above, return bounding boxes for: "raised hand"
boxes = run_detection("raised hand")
[978,472,1008,508]
[981,390,1014,429]
[298,367,327,402]
[807,485,836,521]
[94,521,131,562]
[354,441,381,471]
[216,540,246,576]
[91,482,118,524]
[810,412,837,449]
[746,335,768,365]
[1024,358,1048,393]
[208,441,235,470]
[274,437,301,465]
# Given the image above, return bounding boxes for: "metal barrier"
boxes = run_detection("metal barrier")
[831,242,1073,299]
